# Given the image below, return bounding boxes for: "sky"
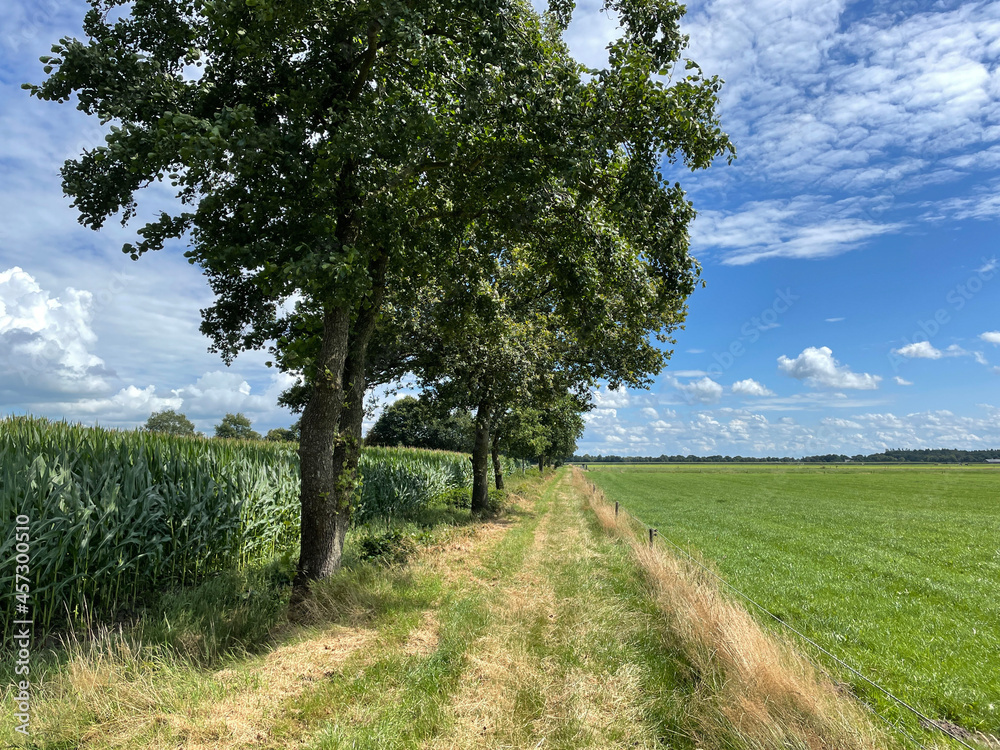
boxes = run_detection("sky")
[0,0,998,456]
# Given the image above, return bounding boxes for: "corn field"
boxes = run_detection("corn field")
[0,416,489,638]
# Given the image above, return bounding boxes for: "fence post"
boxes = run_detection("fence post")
[614,501,619,518]
[649,528,657,547]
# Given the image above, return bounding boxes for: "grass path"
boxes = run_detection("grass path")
[15,469,897,749]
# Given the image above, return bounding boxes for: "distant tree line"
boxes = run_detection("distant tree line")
[572,449,1000,464]
[143,410,299,443]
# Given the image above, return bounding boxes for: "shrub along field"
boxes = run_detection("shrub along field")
[0,416,504,639]
[588,464,1000,742]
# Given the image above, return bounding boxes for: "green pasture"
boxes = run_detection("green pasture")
[588,464,1000,740]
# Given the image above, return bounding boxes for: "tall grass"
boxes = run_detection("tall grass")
[0,416,481,639]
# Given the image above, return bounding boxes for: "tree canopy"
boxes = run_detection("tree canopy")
[143,409,195,436]
[365,395,474,453]
[265,421,300,442]
[214,412,261,440]
[499,394,586,470]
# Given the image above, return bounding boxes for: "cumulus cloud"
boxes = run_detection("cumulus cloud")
[173,371,258,417]
[54,385,182,420]
[893,342,989,366]
[893,341,943,359]
[778,346,881,390]
[674,377,724,404]
[593,386,631,409]
[0,267,114,397]
[45,370,297,430]
[981,331,1000,345]
[731,378,775,397]
[894,376,913,386]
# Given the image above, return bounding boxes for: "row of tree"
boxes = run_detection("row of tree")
[30,0,733,589]
[143,409,299,442]
[366,394,584,477]
[573,449,1000,463]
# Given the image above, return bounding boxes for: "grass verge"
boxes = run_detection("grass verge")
[576,469,898,750]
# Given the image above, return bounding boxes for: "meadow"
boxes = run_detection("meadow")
[587,463,1000,741]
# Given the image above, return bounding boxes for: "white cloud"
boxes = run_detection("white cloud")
[731,378,775,397]
[0,267,114,397]
[640,407,659,419]
[945,345,988,366]
[54,385,182,420]
[778,346,881,390]
[826,317,845,323]
[694,200,906,265]
[670,1,1000,263]
[174,371,269,417]
[893,376,913,386]
[930,185,1000,222]
[893,341,943,359]
[821,417,862,429]
[42,370,297,431]
[892,342,990,366]
[593,385,631,408]
[981,331,1000,345]
[578,405,1000,457]
[683,1,1000,190]
[674,377,724,404]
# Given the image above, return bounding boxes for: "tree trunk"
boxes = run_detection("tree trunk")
[491,432,504,490]
[471,399,492,513]
[294,306,352,590]
[293,251,388,595]
[538,455,544,474]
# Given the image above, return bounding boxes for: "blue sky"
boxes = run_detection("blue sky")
[1,0,998,455]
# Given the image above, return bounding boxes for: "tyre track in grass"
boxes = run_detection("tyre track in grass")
[424,470,693,750]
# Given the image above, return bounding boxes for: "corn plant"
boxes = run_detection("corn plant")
[0,417,498,639]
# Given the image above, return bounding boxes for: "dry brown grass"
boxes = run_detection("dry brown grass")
[32,630,181,745]
[176,626,373,750]
[575,469,894,750]
[32,622,375,749]
[402,611,440,657]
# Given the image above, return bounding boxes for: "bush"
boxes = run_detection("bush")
[435,486,472,509]
[479,488,511,516]
[357,529,418,566]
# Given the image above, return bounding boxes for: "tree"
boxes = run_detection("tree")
[497,393,586,478]
[365,396,474,453]
[265,424,299,442]
[214,413,261,440]
[393,216,685,511]
[144,409,195,437]
[27,0,732,585]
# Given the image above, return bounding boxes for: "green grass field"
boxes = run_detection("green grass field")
[588,464,1000,740]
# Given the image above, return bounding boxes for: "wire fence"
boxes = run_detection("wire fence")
[581,475,989,750]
